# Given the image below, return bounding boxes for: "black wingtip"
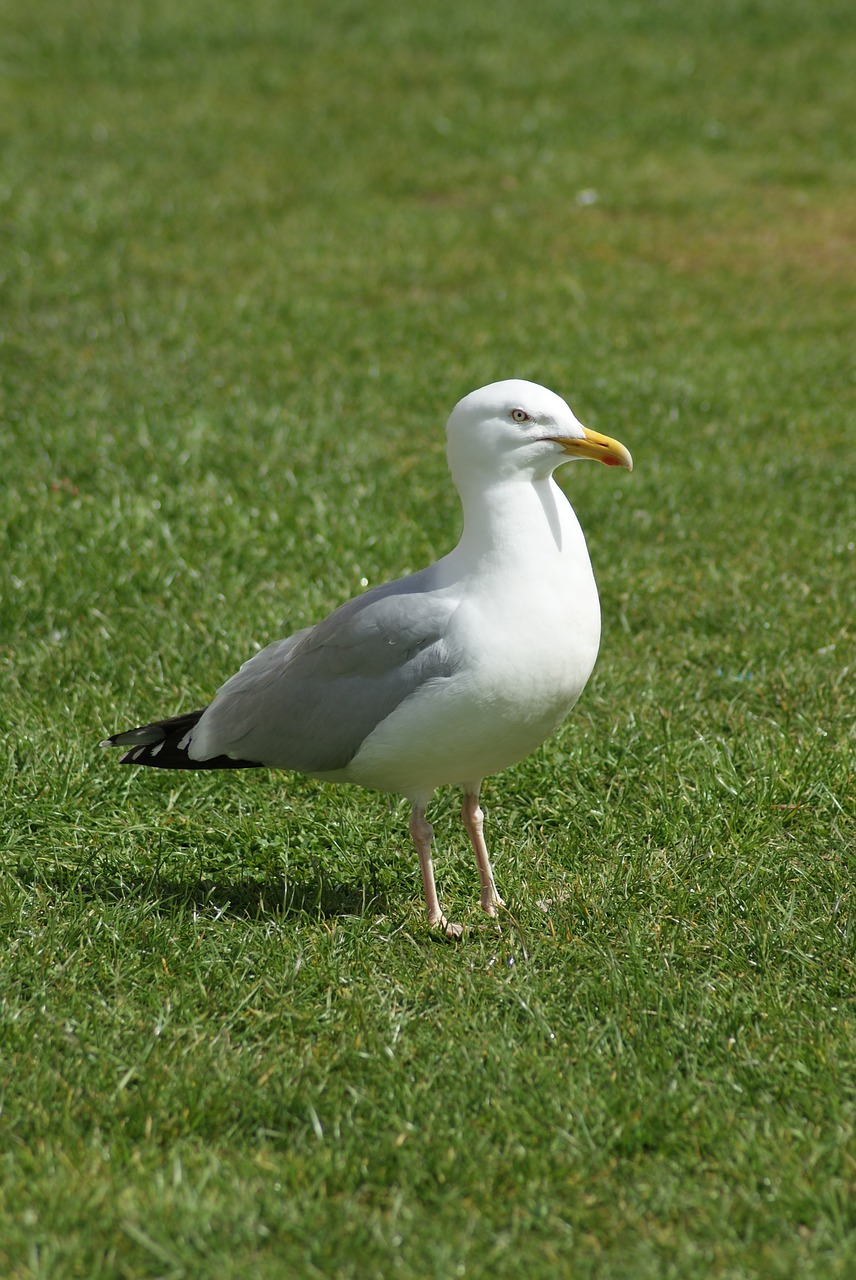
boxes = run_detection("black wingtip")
[101,709,263,771]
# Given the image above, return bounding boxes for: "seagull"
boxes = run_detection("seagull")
[103,380,632,938]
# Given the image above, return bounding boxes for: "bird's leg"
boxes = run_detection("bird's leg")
[409,804,463,941]
[462,790,505,918]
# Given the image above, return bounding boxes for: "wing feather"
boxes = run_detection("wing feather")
[187,572,457,772]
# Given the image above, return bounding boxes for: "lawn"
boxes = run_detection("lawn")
[1,0,854,1275]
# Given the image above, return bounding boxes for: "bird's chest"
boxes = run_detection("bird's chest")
[450,554,601,722]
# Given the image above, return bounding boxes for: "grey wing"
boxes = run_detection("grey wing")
[187,573,457,772]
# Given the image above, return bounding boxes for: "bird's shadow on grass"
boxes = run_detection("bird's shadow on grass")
[155,873,385,924]
[18,860,387,924]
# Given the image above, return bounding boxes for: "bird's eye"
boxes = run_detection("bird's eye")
[511,408,530,423]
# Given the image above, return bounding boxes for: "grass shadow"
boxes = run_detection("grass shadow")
[15,859,388,924]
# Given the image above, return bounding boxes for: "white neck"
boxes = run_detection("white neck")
[448,473,585,577]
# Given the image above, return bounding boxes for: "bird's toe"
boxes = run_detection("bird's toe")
[429,915,464,942]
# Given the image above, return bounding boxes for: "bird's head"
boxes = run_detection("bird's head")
[445,379,632,484]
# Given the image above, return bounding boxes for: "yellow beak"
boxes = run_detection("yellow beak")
[549,426,633,471]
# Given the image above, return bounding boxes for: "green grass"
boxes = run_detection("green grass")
[2,0,854,1275]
